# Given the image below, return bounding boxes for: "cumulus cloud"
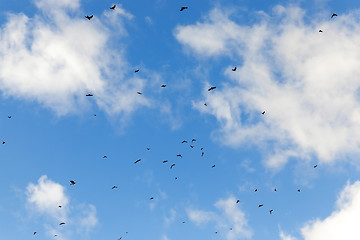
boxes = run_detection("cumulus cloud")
[175,6,360,168]
[281,180,360,240]
[0,0,149,116]
[187,196,252,239]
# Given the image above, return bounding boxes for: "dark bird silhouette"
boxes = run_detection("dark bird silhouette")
[180,7,188,11]
[262,111,265,115]
[93,114,96,116]
[70,180,75,185]
[298,189,301,192]
[150,197,154,200]
[34,232,37,235]
[134,159,141,164]
[211,165,216,168]
[86,94,93,96]
[175,177,178,180]
[204,103,207,106]
[112,186,118,189]
[208,86,216,91]
[258,204,263,207]
[103,156,108,158]
[236,200,240,204]
[134,69,140,73]
[191,139,196,142]
[201,152,204,157]
[182,221,186,223]
[161,84,166,88]
[54,235,58,237]
[7,116,11,118]
[314,164,318,168]
[200,147,203,150]
[59,222,65,225]
[274,188,277,192]
[331,13,338,18]
[230,228,233,230]
[319,29,323,32]
[181,140,188,143]
[177,154,183,158]
[215,232,218,234]
[2,141,5,144]
[85,15,93,20]
[170,164,175,169]
[137,92,142,95]
[255,189,258,192]
[58,205,62,208]
[146,147,150,150]
[110,4,116,10]
[190,145,194,148]
[269,209,273,214]
[163,160,168,163]
[232,67,237,71]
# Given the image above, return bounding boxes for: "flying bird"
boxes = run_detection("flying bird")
[262,111,265,115]
[298,189,301,192]
[110,4,116,10]
[331,13,338,18]
[70,180,75,185]
[161,85,166,88]
[146,148,150,150]
[180,7,188,11]
[232,67,237,71]
[34,232,37,235]
[150,197,154,200]
[175,177,178,180]
[201,152,204,157]
[182,221,186,224]
[319,29,323,32]
[314,164,318,168]
[7,116,11,119]
[163,160,168,163]
[269,209,273,214]
[255,189,258,192]
[85,15,93,20]
[181,140,188,143]
[137,92,142,95]
[177,154,183,158]
[274,188,277,192]
[258,204,263,207]
[211,165,216,168]
[236,200,240,204]
[191,139,196,142]
[59,222,65,225]
[204,103,207,106]
[170,164,175,169]
[112,186,118,189]
[134,69,140,73]
[208,86,216,91]
[134,159,141,164]
[103,156,108,159]
[2,141,5,144]
[58,205,62,208]
[190,145,194,148]
[86,94,93,96]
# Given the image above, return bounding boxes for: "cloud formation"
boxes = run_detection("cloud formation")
[175,6,360,168]
[0,0,149,116]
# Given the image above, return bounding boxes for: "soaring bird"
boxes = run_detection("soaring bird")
[70,180,75,185]
[201,152,204,157]
[314,164,318,168]
[103,156,108,158]
[2,141,5,144]
[34,232,37,235]
[161,84,166,88]
[236,199,240,204]
[134,159,141,164]
[59,222,65,225]
[262,111,265,115]
[134,69,140,73]
[258,204,263,207]
[232,67,237,71]
[146,147,150,150]
[297,189,301,192]
[182,221,186,224]
[163,160,168,163]
[137,92,142,95]
[208,86,216,91]
[180,7,188,11]
[269,209,273,214]
[85,15,93,20]
[150,197,154,200]
[319,29,323,32]
[181,140,188,144]
[211,165,216,168]
[112,186,118,189]
[110,4,116,10]
[331,13,338,18]
[7,116,11,119]
[177,154,183,158]
[191,139,196,142]
[190,145,194,148]
[86,94,93,96]
[175,177,178,180]
[274,188,277,192]
[170,164,175,169]
[204,103,207,106]
[58,205,62,208]
[254,189,258,192]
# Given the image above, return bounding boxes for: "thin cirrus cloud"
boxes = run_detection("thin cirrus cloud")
[281,180,360,240]
[175,6,360,169]
[187,196,252,240]
[0,0,149,116]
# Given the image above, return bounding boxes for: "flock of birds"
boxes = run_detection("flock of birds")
[26,5,340,240]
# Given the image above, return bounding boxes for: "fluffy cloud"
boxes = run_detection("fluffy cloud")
[187,196,252,239]
[175,7,360,168]
[281,180,360,240]
[0,0,149,116]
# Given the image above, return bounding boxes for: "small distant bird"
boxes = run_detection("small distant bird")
[112,186,118,189]
[229,228,233,230]
[269,209,273,214]
[93,114,96,116]
[182,221,186,224]
[34,232,37,235]
[274,188,277,192]
[298,189,301,192]
[190,145,194,148]
[255,189,258,192]
[204,103,207,106]
[54,235,58,237]
[161,85,166,88]
[103,156,108,159]
[201,152,204,157]
[331,13,338,18]
[58,205,62,208]
[319,29,323,32]
[236,200,240,204]
[175,177,178,180]
[215,232,218,234]
[2,141,5,144]
[208,86,216,91]
[137,92,142,95]
[163,160,168,163]
[7,116,11,119]
[134,69,140,73]
[314,164,318,168]
[170,164,175,169]
[191,139,196,142]
[181,140,188,143]
[146,148,151,151]
[200,147,203,150]
[211,165,216,168]
[59,222,65,225]
[232,67,237,71]
[86,94,93,96]
[85,15,93,20]
[70,180,75,185]
[262,111,265,115]
[134,159,141,164]
[180,7,188,11]
[258,204,263,207]
[110,4,116,10]
[177,154,183,158]
[118,237,122,240]
[150,197,154,200]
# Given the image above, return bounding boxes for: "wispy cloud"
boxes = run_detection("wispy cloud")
[175,6,360,169]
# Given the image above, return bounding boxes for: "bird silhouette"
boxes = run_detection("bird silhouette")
[190,145,194,148]
[163,160,168,163]
[298,189,301,192]
[137,92,142,95]
[85,15,93,20]
[201,152,204,157]
[103,156,108,158]
[175,177,178,180]
[319,29,323,32]
[58,205,62,208]
[34,232,37,235]
[255,189,258,192]
[232,67,237,71]
[70,180,75,185]
[170,164,175,169]
[112,186,118,189]
[208,86,216,91]
[269,209,273,214]
[211,165,216,168]
[181,140,188,144]
[177,154,183,158]
[191,139,196,142]
[262,111,265,115]
[331,13,338,18]
[134,159,141,164]
[274,188,277,192]
[180,7,188,11]
[258,204,263,207]
[59,222,65,225]
[110,4,116,10]
[2,141,5,144]
[182,221,186,223]
[86,94,93,96]
[146,148,150,150]
[134,69,140,73]
[314,164,318,168]
[7,116,11,118]
[236,200,240,204]
[204,103,207,106]
[161,85,166,88]
[150,197,154,200]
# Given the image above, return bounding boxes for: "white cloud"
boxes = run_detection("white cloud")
[187,196,252,239]
[175,6,360,168]
[0,0,149,116]
[78,204,98,233]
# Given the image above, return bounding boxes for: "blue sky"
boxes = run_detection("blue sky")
[1,0,360,239]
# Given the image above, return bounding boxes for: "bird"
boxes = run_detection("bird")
[175,177,178,180]
[232,67,237,71]
[211,165,216,168]
[229,228,233,230]
[180,7,188,11]
[7,116,11,119]
[255,189,258,192]
[208,86,216,91]
[150,197,154,200]
[137,92,142,95]
[54,235,58,237]
[118,238,122,240]
[103,156,108,159]
[191,139,196,142]
[112,186,118,189]
[269,209,273,214]
[236,200,240,204]
[163,160,168,163]
[134,69,140,73]
[2,141,5,144]
[58,205,62,208]
[215,232,218,234]
[274,188,277,192]
[70,180,75,185]
[170,164,175,169]
[201,152,204,157]
[93,114,96,116]
[34,232,37,235]
[258,204,263,207]
[204,103,207,106]
[200,147,203,150]
[331,13,338,18]
[86,94,93,96]
[181,140,188,143]
[161,84,166,88]
[182,221,186,223]
[297,189,301,192]
[314,164,318,168]
[319,29,323,32]
[146,147,150,150]
[85,15,93,20]
[110,4,116,10]
[262,111,265,115]
[59,222,65,225]
[190,145,194,148]
[177,154,183,158]
[134,159,141,164]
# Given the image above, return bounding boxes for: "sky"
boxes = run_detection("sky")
[2,0,360,239]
